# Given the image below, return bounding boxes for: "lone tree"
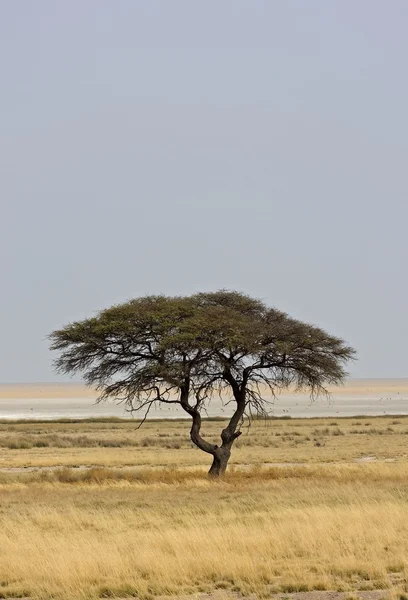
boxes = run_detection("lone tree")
[50,291,355,477]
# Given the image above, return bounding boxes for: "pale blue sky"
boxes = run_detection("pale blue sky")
[1,1,407,382]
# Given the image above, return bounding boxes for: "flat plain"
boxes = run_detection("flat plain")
[1,379,408,419]
[2,415,408,600]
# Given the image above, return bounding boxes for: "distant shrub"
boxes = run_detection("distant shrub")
[33,440,49,448]
[99,438,136,448]
[6,439,33,450]
[141,437,159,447]
[141,436,184,449]
[1,434,142,450]
[312,428,330,436]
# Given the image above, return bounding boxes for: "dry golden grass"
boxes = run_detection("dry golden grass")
[1,416,408,469]
[1,417,408,599]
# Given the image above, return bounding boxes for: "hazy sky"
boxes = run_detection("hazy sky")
[1,1,407,382]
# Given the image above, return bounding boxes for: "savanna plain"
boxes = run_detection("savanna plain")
[2,415,408,600]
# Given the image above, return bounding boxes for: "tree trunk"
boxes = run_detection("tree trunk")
[208,446,231,478]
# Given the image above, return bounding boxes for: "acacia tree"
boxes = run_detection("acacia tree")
[49,291,355,477]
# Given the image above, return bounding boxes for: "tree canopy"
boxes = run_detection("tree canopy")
[50,290,356,476]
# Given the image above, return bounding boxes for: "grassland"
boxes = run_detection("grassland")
[1,416,408,600]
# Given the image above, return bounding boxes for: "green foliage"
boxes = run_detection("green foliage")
[49,290,355,465]
[50,290,355,405]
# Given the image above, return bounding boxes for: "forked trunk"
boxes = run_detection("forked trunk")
[185,374,245,479]
[208,446,231,478]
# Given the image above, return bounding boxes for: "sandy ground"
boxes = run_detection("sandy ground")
[1,379,408,399]
[0,383,95,398]
[0,379,408,420]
